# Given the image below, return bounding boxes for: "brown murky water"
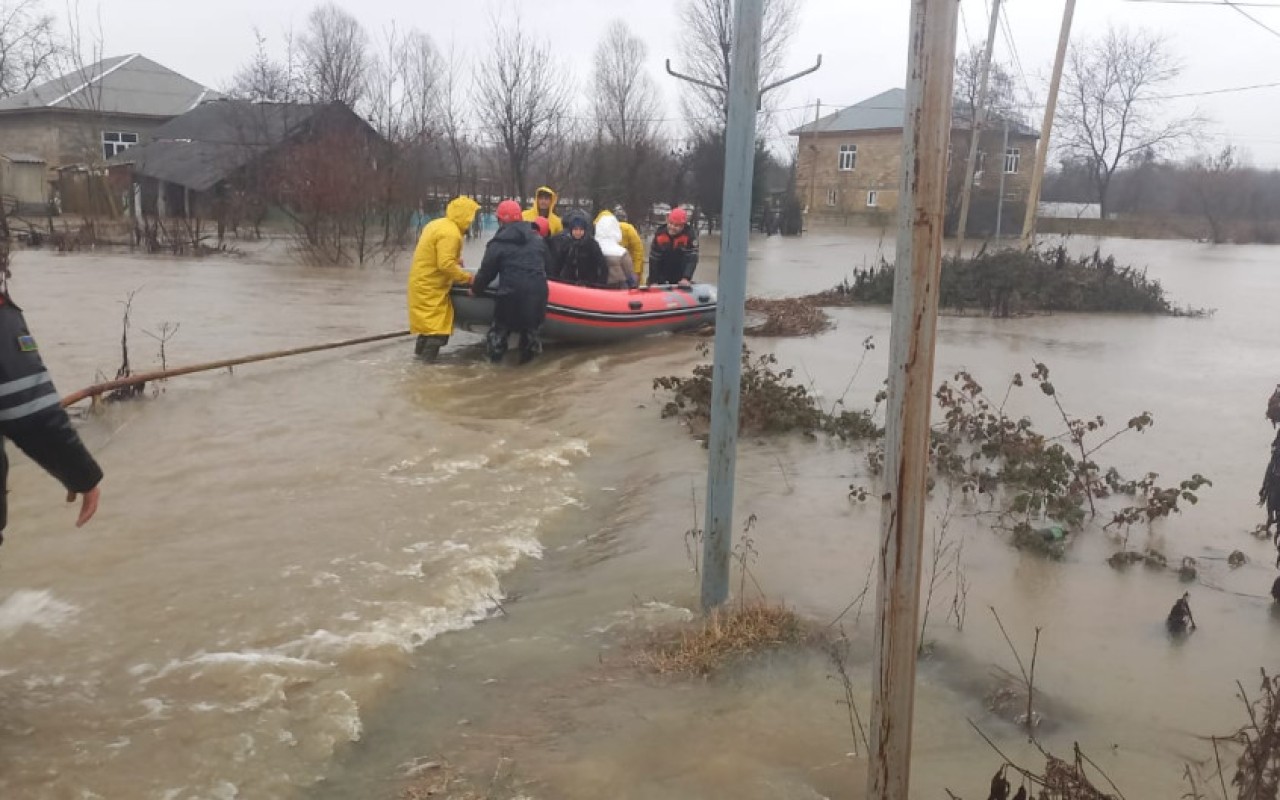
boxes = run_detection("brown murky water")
[0,233,1276,799]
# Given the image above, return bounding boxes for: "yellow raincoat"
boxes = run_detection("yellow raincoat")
[595,210,646,282]
[522,186,563,235]
[408,197,478,337]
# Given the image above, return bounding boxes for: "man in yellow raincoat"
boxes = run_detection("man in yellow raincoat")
[522,186,563,235]
[408,196,479,361]
[595,206,645,284]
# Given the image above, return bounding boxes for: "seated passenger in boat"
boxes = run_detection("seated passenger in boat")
[548,210,608,287]
[595,213,638,289]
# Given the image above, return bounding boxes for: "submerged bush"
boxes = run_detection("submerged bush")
[810,246,1209,317]
[653,344,881,441]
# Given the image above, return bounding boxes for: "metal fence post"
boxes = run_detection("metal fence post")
[866,0,960,797]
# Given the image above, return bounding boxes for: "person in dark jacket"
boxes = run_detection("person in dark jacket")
[473,200,550,364]
[648,207,699,286]
[0,289,102,542]
[547,210,608,286]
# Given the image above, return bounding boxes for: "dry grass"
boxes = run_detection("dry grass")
[398,757,521,800]
[744,297,833,337]
[634,602,817,677]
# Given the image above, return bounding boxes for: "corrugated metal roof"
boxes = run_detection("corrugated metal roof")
[790,87,1038,138]
[115,100,342,191]
[1,152,45,164]
[120,140,267,193]
[0,54,220,117]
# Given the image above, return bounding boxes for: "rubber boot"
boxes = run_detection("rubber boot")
[414,335,448,362]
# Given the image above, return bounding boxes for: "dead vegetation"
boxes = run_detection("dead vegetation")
[633,601,816,677]
[398,757,523,800]
[743,296,833,337]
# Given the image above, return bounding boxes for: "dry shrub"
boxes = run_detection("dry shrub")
[635,602,815,677]
[744,297,832,337]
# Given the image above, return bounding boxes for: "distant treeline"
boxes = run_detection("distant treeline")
[1045,150,1280,244]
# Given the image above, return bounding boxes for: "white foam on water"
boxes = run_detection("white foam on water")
[0,589,78,640]
[150,651,330,683]
[386,455,491,486]
[516,438,591,468]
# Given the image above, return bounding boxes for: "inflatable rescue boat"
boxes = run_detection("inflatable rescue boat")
[451,281,717,344]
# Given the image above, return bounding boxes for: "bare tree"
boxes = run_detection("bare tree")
[298,2,369,108]
[439,42,472,197]
[594,21,659,153]
[676,0,800,129]
[229,28,294,102]
[1056,27,1203,219]
[1191,144,1238,244]
[954,45,1022,127]
[0,0,61,97]
[473,15,570,199]
[593,20,664,213]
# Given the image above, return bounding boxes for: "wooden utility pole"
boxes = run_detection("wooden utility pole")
[807,99,822,220]
[995,120,1011,238]
[955,0,1003,255]
[866,0,958,797]
[1021,0,1076,247]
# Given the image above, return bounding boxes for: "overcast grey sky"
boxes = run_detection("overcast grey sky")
[70,0,1280,165]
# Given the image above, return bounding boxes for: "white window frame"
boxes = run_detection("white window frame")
[866,190,878,208]
[103,131,139,160]
[1004,147,1022,174]
[826,187,838,207]
[837,143,857,172]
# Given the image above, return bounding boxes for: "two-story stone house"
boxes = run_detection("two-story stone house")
[792,88,1039,234]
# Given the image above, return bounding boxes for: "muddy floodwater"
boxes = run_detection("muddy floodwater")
[0,232,1276,799]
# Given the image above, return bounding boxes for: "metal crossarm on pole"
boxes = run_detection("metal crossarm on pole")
[867,0,960,797]
[664,12,821,615]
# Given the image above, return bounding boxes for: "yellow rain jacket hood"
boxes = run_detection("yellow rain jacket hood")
[522,186,563,235]
[595,209,645,282]
[407,196,479,337]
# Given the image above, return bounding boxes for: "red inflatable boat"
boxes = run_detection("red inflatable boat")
[451,280,717,344]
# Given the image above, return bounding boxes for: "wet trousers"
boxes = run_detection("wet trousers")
[485,283,548,364]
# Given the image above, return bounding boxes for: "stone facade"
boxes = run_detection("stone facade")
[796,126,1039,229]
[0,109,167,168]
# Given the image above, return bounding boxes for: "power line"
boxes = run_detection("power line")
[1222,0,1280,39]
[1122,0,1280,6]
[997,3,1036,104]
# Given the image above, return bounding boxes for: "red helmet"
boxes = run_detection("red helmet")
[532,217,550,238]
[496,200,523,224]
[668,207,688,226]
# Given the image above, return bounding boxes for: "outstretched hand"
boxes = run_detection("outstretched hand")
[67,485,101,528]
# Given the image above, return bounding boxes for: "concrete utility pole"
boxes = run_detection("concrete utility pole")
[666,10,821,614]
[866,0,958,797]
[955,0,1003,255]
[699,0,764,613]
[1021,0,1076,248]
[995,120,1011,238]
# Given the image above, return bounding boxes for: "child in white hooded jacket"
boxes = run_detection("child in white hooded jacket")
[595,214,639,289]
